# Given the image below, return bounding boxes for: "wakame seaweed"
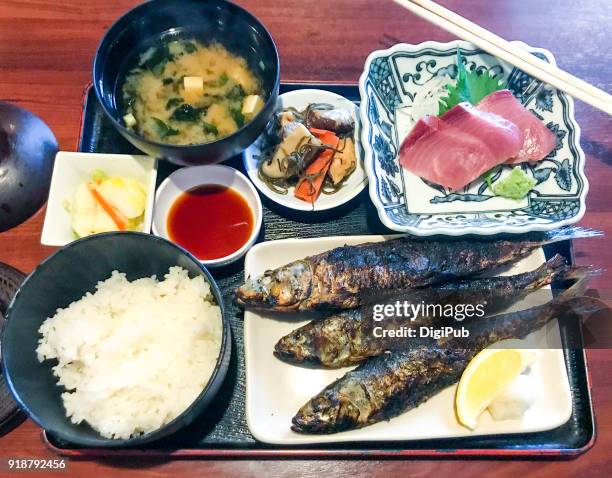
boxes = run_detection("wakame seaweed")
[205,72,229,88]
[227,84,245,101]
[183,41,197,54]
[152,117,179,138]
[170,104,203,122]
[230,107,245,128]
[141,43,173,76]
[122,39,264,144]
[218,72,229,86]
[202,121,219,135]
[166,98,182,110]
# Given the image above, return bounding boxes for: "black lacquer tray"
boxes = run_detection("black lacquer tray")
[44,83,595,458]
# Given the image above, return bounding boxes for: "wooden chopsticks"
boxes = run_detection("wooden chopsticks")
[393,0,612,115]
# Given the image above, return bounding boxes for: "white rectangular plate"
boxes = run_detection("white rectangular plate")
[244,235,572,445]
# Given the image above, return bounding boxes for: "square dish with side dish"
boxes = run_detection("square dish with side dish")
[41,152,157,246]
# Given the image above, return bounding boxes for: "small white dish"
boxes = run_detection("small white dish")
[243,236,572,445]
[152,165,262,268]
[244,89,368,212]
[41,152,157,246]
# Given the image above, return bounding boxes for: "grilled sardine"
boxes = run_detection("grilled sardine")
[275,255,569,367]
[236,228,600,312]
[292,272,602,434]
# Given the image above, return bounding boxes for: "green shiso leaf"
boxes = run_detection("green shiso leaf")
[438,50,506,115]
[491,167,536,200]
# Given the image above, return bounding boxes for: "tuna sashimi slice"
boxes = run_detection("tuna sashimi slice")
[477,89,557,163]
[400,115,443,150]
[441,103,524,161]
[399,103,523,191]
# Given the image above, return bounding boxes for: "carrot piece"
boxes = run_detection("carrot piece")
[294,155,332,203]
[86,182,128,230]
[315,131,339,149]
[309,127,335,139]
[294,132,339,204]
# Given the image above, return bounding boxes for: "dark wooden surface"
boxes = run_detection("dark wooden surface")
[0,0,611,476]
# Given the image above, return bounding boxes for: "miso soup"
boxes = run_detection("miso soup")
[122,39,265,145]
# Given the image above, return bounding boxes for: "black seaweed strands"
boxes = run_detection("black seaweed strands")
[321,137,356,195]
[257,141,338,195]
[257,103,354,196]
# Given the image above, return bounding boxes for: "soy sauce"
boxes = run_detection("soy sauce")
[167,184,254,260]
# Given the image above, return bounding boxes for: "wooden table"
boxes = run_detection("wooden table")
[1,0,611,475]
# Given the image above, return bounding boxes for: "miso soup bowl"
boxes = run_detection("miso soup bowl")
[93,0,280,166]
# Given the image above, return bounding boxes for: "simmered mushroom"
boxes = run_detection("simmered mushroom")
[306,108,354,135]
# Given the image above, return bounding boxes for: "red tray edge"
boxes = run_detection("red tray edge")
[41,430,596,460]
[41,346,596,460]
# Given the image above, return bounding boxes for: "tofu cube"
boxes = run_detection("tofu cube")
[242,95,264,118]
[123,113,137,128]
[183,76,204,102]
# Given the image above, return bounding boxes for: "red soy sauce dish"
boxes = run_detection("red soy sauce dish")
[153,165,263,267]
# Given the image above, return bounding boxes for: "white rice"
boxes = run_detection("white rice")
[36,266,223,440]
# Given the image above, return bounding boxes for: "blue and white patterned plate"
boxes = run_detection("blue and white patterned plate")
[358,41,588,236]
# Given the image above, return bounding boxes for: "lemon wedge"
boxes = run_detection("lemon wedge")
[455,348,528,430]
